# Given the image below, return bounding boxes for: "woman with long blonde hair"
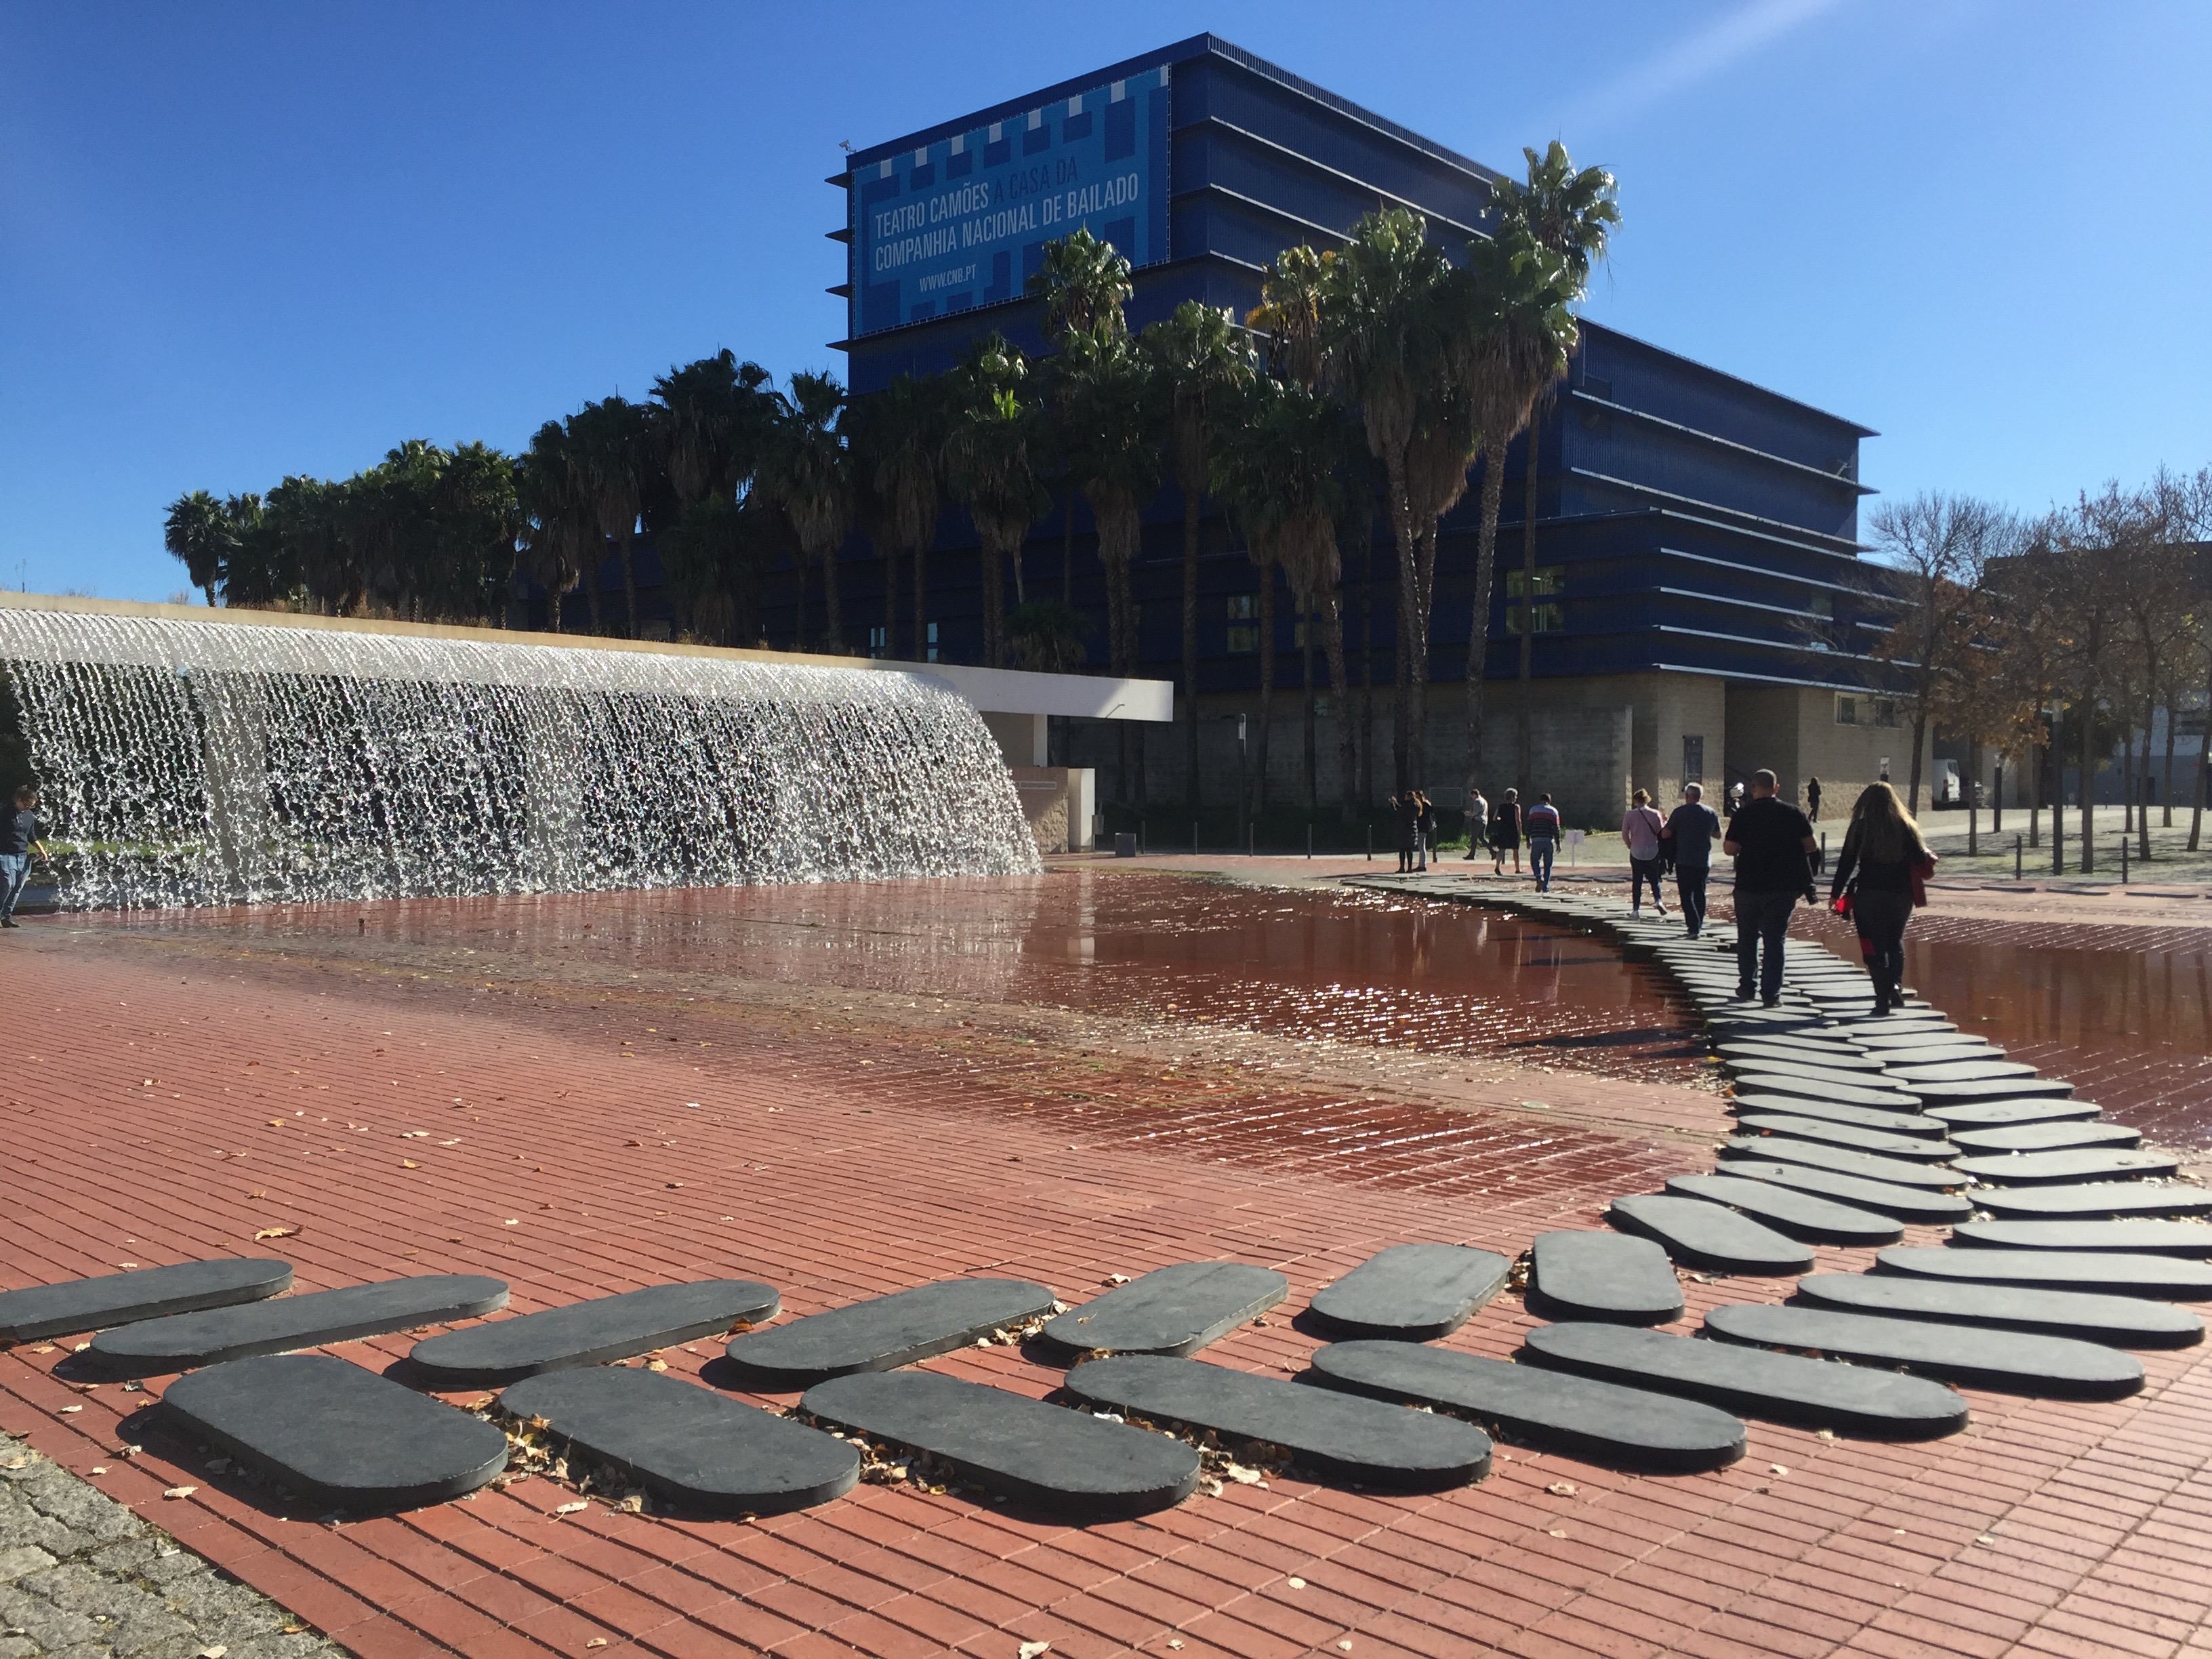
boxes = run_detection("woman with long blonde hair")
[1828,780,1932,1013]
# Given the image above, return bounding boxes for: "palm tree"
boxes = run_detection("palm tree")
[517,421,592,633]
[1318,209,1451,792]
[1026,227,1132,341]
[570,396,654,636]
[1007,600,1088,673]
[430,441,520,623]
[163,491,230,605]
[266,475,351,616]
[762,371,851,653]
[1442,225,1578,810]
[943,335,1049,668]
[862,375,943,660]
[1143,301,1255,806]
[1492,143,1618,790]
[652,350,776,508]
[1247,247,1331,389]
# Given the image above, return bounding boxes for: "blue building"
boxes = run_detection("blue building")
[826,35,1919,823]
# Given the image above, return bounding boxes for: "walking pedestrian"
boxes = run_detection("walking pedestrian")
[1,782,50,929]
[1525,792,1563,893]
[1462,786,1490,861]
[1829,781,1935,1015]
[1721,768,1820,1006]
[1414,792,1435,872]
[1805,775,1823,821]
[1660,782,1722,938]
[1489,788,1522,876]
[1622,789,1667,915]
[1391,792,1418,874]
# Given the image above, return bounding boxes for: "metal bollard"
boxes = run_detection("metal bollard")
[1307,823,1313,859]
[2122,834,2129,884]
[2015,833,2022,881]
[1366,825,1372,861]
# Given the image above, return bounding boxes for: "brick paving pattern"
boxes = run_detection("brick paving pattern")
[1,872,2208,1659]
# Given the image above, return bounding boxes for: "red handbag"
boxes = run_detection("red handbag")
[1910,851,1938,908]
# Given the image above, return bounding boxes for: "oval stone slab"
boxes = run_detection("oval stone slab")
[1043,1263,1286,1357]
[1885,1060,2041,1084]
[89,1275,510,1378]
[1607,1195,1814,1276]
[163,1355,508,1511]
[1065,1355,1490,1490]
[1909,1077,2076,1103]
[801,1370,1198,1519]
[1703,1303,2144,1399]
[1529,1231,1683,1325]
[1924,1099,2101,1129]
[1727,1073,1924,1111]
[1307,1340,1745,1473]
[1717,1041,1885,1072]
[1791,1273,2202,1349]
[1949,1122,2141,1155]
[1719,1160,1973,1224]
[1307,1244,1512,1341]
[1973,1183,2212,1221]
[1956,1149,2178,1187]
[1952,1219,2212,1257]
[1874,1246,2212,1299]
[1728,1095,1948,1136]
[1520,1322,1967,1439]
[1665,1174,1904,1246]
[1718,1139,1963,1190]
[0,1260,292,1343]
[499,1367,857,1515]
[412,1280,783,1385]
[1734,1115,1961,1163]
[723,1279,1055,1388]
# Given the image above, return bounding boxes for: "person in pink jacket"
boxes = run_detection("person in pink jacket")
[1621,788,1666,915]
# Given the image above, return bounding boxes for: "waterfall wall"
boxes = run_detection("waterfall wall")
[0,607,1042,907]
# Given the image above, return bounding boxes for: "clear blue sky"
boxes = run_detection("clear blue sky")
[4,1,2207,602]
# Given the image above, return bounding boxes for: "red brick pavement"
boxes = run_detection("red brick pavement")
[3,911,2209,1659]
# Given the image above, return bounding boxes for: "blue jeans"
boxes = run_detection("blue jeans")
[1529,836,1555,889]
[1675,865,1709,935]
[1735,887,1797,1002]
[0,854,26,922]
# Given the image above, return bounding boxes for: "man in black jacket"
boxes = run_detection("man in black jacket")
[1721,769,1818,1006]
[1,783,51,929]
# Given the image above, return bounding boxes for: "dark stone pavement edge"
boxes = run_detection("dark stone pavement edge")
[0,1430,340,1659]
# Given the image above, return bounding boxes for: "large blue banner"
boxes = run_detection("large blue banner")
[851,66,1171,338]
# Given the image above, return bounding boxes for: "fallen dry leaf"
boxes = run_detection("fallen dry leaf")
[1547,1481,1577,1496]
[197,1647,228,1658]
[401,1160,419,1170]
[1770,1464,1789,1476]
[555,1500,589,1515]
[30,1345,54,1355]
[1019,1643,1052,1659]
[89,1466,108,1475]
[586,1643,607,1652]
[253,1226,298,1242]
[58,1406,82,1414]
[163,1484,197,1499]
[645,1358,668,1372]
[1547,1528,1568,1538]
[246,1189,264,1199]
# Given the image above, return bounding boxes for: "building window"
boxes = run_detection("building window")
[1683,735,1704,783]
[1226,593,1258,654]
[1504,603,1563,635]
[1505,567,1564,598]
[1871,697,1898,729]
[926,621,940,663]
[1836,695,1858,726]
[868,625,888,659]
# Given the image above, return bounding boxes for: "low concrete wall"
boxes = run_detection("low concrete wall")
[1011,766,1095,854]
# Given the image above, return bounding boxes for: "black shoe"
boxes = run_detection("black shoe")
[1,918,16,928]
[1734,985,1755,1000]
[1762,996,1782,1008]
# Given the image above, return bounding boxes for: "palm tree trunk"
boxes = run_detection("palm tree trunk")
[1384,452,1419,794]
[821,546,842,653]
[912,539,927,661]
[1302,604,1318,812]
[1410,525,1436,789]
[1321,588,1355,821]
[1062,500,1074,604]
[794,554,810,652]
[1359,533,1375,813]
[1256,560,1275,812]
[1011,533,1026,607]
[981,541,1004,668]
[618,531,639,638]
[882,546,899,659]
[585,556,603,635]
[1516,425,1539,794]
[1183,495,1202,811]
[1464,441,1507,807]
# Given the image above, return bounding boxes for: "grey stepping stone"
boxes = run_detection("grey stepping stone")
[1528,1231,1683,1325]
[1665,1174,1904,1246]
[1307,1244,1511,1341]
[1727,1072,1923,1111]
[89,1275,509,1378]
[1792,1273,2203,1349]
[498,1366,858,1515]
[1955,1149,2178,1186]
[1720,1160,1975,1223]
[1718,1138,1963,1190]
[411,1280,781,1385]
[1063,1355,1490,1490]
[1952,1219,2212,1257]
[1607,1195,1814,1276]
[1853,1030,1990,1052]
[1727,1095,1948,1137]
[1975,1183,2212,1220]
[1909,1077,2076,1103]
[1863,1046,2012,1068]
[1043,1263,1286,1357]
[1884,1059,2041,1083]
[1717,1042,1883,1071]
[1734,1114,1961,1163]
[0,1259,291,1343]
[723,1278,1054,1387]
[1308,1340,1744,1473]
[1925,1099,2102,1128]
[1949,1122,2142,1155]
[1521,1322,1967,1439]
[1703,1303,2144,1399]
[163,1354,508,1511]
[801,1370,1198,1518]
[1875,1246,2212,1299]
